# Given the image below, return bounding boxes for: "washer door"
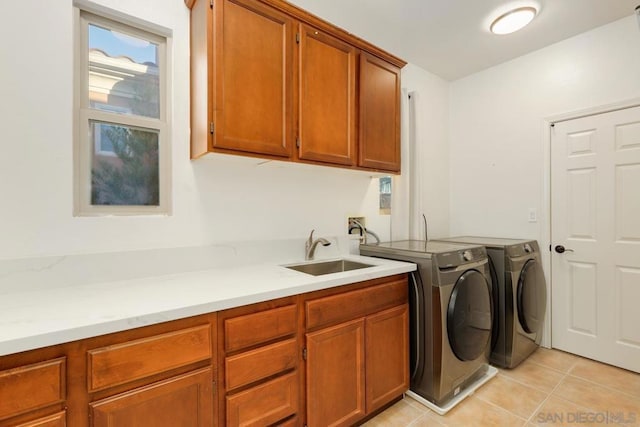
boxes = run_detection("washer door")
[517,259,547,334]
[447,269,492,361]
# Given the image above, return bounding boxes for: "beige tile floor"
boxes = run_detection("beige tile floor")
[364,348,640,426]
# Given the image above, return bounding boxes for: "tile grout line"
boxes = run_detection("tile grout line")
[473,365,566,423]
[379,351,640,426]
[497,368,564,395]
[564,372,640,401]
[470,392,529,426]
[522,367,569,425]
[523,356,583,426]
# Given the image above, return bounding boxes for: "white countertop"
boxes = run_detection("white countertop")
[0,237,415,356]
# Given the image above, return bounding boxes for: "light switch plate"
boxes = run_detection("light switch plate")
[528,208,537,223]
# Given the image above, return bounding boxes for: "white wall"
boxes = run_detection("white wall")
[0,0,449,259]
[402,64,450,240]
[449,15,640,241]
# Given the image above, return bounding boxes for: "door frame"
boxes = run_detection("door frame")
[541,96,640,349]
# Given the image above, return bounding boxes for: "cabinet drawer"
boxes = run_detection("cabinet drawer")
[0,358,65,420]
[226,371,298,427]
[306,277,407,330]
[87,325,211,392]
[276,417,298,427]
[12,411,66,427]
[225,304,296,352]
[225,338,297,390]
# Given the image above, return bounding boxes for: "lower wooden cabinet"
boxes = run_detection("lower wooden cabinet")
[0,273,408,427]
[218,299,300,427]
[304,276,409,427]
[306,319,365,427]
[365,304,409,413]
[90,368,213,427]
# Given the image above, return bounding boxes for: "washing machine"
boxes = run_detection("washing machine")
[360,240,492,407]
[434,237,547,368]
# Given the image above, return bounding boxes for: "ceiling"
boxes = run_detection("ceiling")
[287,0,639,81]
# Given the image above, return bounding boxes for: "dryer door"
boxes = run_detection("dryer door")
[516,259,547,334]
[447,269,492,361]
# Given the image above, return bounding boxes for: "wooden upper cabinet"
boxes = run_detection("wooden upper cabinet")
[298,24,357,166]
[210,0,294,158]
[358,52,402,172]
[187,0,295,159]
[187,0,406,171]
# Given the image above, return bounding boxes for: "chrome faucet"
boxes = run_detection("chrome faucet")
[349,219,380,244]
[306,229,331,260]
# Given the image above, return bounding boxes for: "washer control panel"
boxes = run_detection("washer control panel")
[506,241,539,257]
[434,246,487,268]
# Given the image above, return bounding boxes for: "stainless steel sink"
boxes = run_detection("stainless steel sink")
[284,259,374,276]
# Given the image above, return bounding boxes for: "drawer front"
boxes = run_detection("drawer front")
[225,338,297,390]
[0,358,65,420]
[276,417,298,427]
[225,305,297,352]
[226,371,298,427]
[305,277,408,330]
[13,411,66,427]
[88,325,211,392]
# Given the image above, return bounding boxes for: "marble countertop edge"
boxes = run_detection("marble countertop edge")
[0,254,415,356]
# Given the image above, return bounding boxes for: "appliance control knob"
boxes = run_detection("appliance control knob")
[462,250,473,261]
[524,243,532,253]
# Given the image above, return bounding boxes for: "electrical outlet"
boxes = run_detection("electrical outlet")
[348,217,366,241]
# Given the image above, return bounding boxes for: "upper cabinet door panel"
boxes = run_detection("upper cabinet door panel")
[214,0,293,157]
[358,52,401,172]
[298,24,357,166]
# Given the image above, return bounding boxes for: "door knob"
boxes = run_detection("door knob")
[554,245,574,254]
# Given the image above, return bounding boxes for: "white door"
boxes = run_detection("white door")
[551,105,640,373]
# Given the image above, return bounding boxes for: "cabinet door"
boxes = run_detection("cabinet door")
[365,304,409,413]
[298,24,357,166]
[90,368,213,427]
[358,52,401,172]
[306,318,365,427]
[213,0,294,158]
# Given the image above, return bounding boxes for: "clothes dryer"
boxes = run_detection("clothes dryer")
[434,237,547,368]
[360,240,492,407]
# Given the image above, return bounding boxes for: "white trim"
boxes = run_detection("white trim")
[74,7,172,216]
[93,103,131,156]
[73,0,172,38]
[547,97,640,125]
[73,6,82,216]
[542,97,640,349]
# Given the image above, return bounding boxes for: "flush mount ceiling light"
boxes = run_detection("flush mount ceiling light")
[490,6,538,35]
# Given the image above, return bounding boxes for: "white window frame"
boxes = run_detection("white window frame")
[74,2,172,216]
[93,103,132,157]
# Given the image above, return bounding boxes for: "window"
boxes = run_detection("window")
[379,176,392,215]
[75,4,171,215]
